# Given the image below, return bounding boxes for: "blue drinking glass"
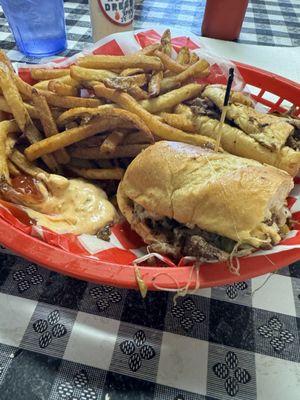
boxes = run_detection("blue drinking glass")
[1,0,67,57]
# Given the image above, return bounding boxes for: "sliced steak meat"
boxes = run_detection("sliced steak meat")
[183,235,229,262]
[186,97,220,120]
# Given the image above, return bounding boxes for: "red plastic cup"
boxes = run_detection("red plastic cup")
[201,0,249,41]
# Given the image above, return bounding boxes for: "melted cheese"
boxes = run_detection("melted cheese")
[23,177,117,235]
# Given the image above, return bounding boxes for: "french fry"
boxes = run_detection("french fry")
[70,144,149,159]
[137,43,161,56]
[176,46,190,65]
[128,86,149,100]
[69,166,124,180]
[148,71,163,97]
[100,130,126,153]
[140,83,204,113]
[104,74,147,90]
[70,65,117,83]
[0,50,14,73]
[76,54,163,71]
[161,29,172,56]
[160,59,210,92]
[161,112,196,132]
[9,149,47,178]
[10,71,101,109]
[0,95,40,119]
[93,84,216,148]
[0,120,19,182]
[119,68,144,77]
[25,105,154,161]
[33,75,80,90]
[33,80,51,90]
[189,52,200,64]
[56,106,153,142]
[174,103,194,116]
[25,118,121,161]
[0,62,59,172]
[124,131,155,144]
[38,90,103,109]
[31,90,70,164]
[48,80,78,97]
[154,50,186,73]
[7,160,20,176]
[30,68,69,80]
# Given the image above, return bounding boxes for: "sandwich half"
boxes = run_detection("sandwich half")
[188,85,300,176]
[117,141,294,262]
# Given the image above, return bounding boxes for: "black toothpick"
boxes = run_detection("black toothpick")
[223,67,235,107]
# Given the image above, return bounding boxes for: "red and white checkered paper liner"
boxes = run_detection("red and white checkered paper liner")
[2,28,300,274]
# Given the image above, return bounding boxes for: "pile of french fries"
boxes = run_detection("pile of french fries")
[0,29,214,194]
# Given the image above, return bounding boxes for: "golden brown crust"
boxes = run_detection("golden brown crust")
[117,141,293,246]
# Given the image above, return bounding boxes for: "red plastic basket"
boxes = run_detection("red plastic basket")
[235,61,300,116]
[0,30,299,291]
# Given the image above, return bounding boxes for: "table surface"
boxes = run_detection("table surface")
[0,1,300,400]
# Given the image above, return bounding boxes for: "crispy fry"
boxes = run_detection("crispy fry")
[0,120,19,182]
[128,86,149,100]
[189,52,200,64]
[176,46,190,65]
[161,29,172,56]
[0,95,39,119]
[0,63,29,131]
[26,106,154,161]
[0,50,14,73]
[56,106,153,142]
[100,130,126,153]
[70,144,149,159]
[7,160,20,176]
[124,131,155,144]
[70,65,117,83]
[104,74,147,90]
[160,59,210,92]
[11,72,101,109]
[38,90,102,109]
[148,71,163,97]
[174,103,194,116]
[154,50,186,73]
[25,118,121,161]
[119,68,144,77]
[33,80,51,90]
[31,90,70,164]
[140,83,204,113]
[69,166,124,180]
[48,80,78,97]
[30,68,69,80]
[93,84,216,148]
[0,62,59,171]
[104,76,149,99]
[137,43,161,56]
[9,149,50,182]
[77,54,163,71]
[161,112,196,132]
[33,75,80,90]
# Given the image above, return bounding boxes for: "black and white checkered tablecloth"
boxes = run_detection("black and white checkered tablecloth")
[0,248,299,400]
[0,1,299,399]
[0,0,299,63]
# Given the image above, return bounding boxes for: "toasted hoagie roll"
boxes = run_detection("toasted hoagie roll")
[117,141,293,262]
[193,85,300,176]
